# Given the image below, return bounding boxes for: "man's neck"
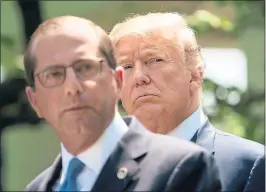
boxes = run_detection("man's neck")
[168,105,207,140]
[60,112,116,156]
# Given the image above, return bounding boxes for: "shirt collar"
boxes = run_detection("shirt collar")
[168,106,207,140]
[61,112,128,176]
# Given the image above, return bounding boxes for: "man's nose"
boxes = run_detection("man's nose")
[64,68,84,96]
[133,63,151,87]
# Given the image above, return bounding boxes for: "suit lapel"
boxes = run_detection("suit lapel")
[193,119,216,155]
[91,116,152,192]
[91,144,140,192]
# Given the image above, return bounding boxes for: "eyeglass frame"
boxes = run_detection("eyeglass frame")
[33,59,105,88]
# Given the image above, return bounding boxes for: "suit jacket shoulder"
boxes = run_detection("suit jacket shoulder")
[24,155,61,191]
[150,133,212,161]
[215,128,264,158]
[215,129,264,191]
[149,133,221,192]
[197,122,264,191]
[25,166,53,191]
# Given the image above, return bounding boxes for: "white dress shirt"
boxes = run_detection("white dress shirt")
[56,112,129,191]
[168,106,208,141]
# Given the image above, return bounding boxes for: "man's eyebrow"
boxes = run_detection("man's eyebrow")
[117,55,133,63]
[71,57,103,65]
[140,48,169,58]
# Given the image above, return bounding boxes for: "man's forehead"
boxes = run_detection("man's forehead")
[115,34,177,56]
[33,32,102,71]
[31,16,101,50]
[35,31,100,55]
[35,25,99,46]
[36,16,97,35]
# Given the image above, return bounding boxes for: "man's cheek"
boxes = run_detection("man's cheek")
[121,96,130,110]
[122,77,130,87]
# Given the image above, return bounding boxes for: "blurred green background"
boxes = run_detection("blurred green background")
[1,1,265,191]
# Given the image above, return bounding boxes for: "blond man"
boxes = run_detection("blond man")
[110,12,264,192]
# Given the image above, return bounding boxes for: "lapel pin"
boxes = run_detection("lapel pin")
[117,167,128,179]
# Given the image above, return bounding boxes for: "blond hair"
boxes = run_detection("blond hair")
[109,12,204,72]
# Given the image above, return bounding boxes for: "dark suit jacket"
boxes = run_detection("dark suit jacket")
[193,120,264,192]
[25,116,221,192]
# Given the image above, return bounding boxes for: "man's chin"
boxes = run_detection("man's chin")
[133,103,162,117]
[61,117,98,135]
[61,122,90,135]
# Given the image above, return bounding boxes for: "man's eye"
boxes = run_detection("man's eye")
[46,70,63,78]
[76,64,93,72]
[148,58,164,63]
[123,65,133,70]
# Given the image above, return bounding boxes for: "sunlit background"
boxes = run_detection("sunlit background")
[1,1,265,191]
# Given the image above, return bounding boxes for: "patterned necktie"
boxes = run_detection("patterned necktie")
[59,157,85,191]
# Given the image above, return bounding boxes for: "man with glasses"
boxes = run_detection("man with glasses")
[23,15,221,191]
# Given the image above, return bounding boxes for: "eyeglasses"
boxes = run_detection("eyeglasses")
[34,60,103,88]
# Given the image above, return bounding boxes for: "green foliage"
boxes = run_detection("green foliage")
[1,35,18,76]
[185,10,234,34]
[202,79,264,144]
[215,1,264,33]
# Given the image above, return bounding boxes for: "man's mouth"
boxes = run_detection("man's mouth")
[64,106,90,112]
[134,94,159,103]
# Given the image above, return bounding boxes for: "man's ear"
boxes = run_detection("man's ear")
[25,86,43,118]
[114,66,123,96]
[189,67,203,94]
